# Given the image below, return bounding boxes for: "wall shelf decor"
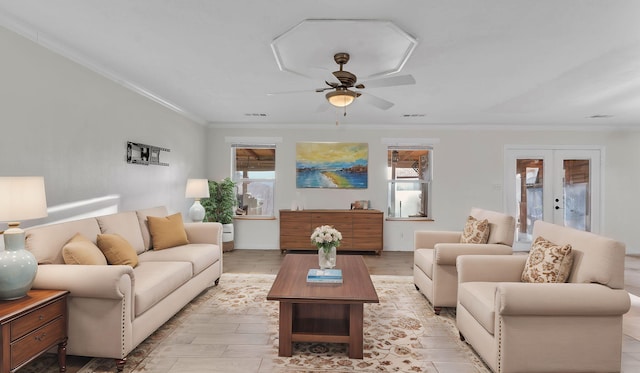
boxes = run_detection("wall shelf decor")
[126,141,170,166]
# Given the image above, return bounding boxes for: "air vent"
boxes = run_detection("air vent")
[244,113,268,117]
[402,114,426,117]
[588,114,613,119]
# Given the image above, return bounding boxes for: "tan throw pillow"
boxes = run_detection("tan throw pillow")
[62,233,108,265]
[96,233,139,267]
[147,212,189,250]
[460,216,491,244]
[521,236,574,283]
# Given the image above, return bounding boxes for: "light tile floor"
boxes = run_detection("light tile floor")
[28,250,640,372]
[224,250,640,372]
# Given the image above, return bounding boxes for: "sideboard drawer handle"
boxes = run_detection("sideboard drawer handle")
[34,332,47,341]
[38,315,44,321]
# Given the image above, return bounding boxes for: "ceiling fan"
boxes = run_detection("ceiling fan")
[269,52,416,111]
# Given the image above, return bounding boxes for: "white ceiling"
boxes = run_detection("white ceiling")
[1,0,639,128]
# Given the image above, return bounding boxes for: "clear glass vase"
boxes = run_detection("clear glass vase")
[318,246,337,269]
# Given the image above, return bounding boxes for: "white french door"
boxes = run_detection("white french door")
[504,147,602,250]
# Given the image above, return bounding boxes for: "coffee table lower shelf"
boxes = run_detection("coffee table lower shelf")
[279,302,365,358]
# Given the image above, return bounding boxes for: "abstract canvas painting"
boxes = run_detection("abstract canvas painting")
[296,142,368,189]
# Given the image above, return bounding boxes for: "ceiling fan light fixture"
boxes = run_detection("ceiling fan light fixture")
[326,89,356,107]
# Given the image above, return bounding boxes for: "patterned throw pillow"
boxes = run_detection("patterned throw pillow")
[521,236,574,283]
[460,216,491,244]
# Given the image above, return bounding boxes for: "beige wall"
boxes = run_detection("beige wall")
[0,26,207,230]
[207,126,640,253]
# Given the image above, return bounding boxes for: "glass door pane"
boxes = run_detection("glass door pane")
[515,159,544,244]
[560,159,591,231]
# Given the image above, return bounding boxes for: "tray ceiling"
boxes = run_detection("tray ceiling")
[0,1,639,128]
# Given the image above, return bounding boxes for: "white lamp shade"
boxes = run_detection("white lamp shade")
[0,177,48,222]
[185,179,210,199]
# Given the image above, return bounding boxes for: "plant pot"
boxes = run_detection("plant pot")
[222,223,234,252]
[222,223,234,241]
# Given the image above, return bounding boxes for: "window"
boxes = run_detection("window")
[387,147,432,219]
[232,144,276,217]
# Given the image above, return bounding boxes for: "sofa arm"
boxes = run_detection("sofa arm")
[457,255,527,283]
[497,283,631,316]
[435,243,512,265]
[32,264,134,299]
[184,222,222,248]
[414,231,461,250]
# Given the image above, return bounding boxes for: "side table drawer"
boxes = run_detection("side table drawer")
[11,317,66,368]
[10,299,64,341]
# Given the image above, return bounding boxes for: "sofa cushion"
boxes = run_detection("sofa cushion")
[138,243,220,276]
[136,206,169,251]
[62,233,108,265]
[133,261,192,316]
[521,236,574,283]
[414,248,434,278]
[26,217,102,264]
[147,213,189,250]
[97,233,139,267]
[96,211,146,254]
[460,216,490,244]
[458,282,497,335]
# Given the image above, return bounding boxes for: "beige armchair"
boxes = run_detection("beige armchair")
[413,208,515,314]
[456,220,631,373]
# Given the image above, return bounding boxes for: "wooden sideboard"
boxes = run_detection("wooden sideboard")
[279,209,383,254]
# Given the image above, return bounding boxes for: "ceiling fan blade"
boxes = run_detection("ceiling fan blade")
[360,74,416,89]
[266,89,321,96]
[358,92,394,110]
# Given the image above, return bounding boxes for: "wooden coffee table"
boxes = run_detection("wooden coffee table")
[267,254,379,358]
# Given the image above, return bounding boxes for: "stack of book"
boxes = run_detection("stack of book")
[306,269,343,283]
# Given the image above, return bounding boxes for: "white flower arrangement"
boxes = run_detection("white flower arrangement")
[310,225,342,252]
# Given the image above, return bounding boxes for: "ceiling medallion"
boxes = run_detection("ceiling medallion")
[271,19,418,79]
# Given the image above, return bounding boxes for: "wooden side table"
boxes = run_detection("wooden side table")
[0,290,69,373]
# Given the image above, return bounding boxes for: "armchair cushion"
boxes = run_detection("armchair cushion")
[521,236,574,283]
[458,282,497,334]
[470,207,515,245]
[532,220,625,288]
[414,248,434,278]
[460,215,490,244]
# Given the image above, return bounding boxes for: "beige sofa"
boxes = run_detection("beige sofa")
[24,206,222,371]
[456,220,630,373]
[413,208,515,314]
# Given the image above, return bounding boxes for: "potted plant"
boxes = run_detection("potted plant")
[201,177,236,251]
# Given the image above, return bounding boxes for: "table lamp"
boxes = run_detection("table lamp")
[0,176,48,300]
[185,179,210,222]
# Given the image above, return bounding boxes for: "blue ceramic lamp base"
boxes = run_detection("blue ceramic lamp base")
[0,224,38,300]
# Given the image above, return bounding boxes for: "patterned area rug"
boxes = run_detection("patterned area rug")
[24,274,489,372]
